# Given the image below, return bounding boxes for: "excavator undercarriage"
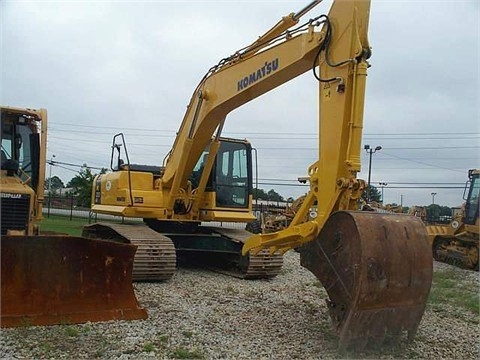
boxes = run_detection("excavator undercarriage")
[83,222,283,280]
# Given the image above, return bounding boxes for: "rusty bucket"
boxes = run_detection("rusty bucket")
[300,211,433,350]
[1,236,147,328]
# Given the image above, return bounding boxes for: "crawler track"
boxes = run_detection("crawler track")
[211,227,283,279]
[83,223,176,282]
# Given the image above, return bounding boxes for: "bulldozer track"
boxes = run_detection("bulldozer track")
[83,223,176,282]
[210,227,283,279]
[433,236,479,271]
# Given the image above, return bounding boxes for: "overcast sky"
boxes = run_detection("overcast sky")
[1,0,479,208]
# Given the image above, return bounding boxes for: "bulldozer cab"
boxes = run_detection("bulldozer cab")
[2,108,148,329]
[1,111,41,188]
[464,169,480,225]
[1,107,45,236]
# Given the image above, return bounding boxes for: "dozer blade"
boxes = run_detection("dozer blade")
[1,236,147,328]
[300,211,432,350]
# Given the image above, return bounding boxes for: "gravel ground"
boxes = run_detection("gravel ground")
[1,251,479,359]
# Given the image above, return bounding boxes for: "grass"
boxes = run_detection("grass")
[39,214,138,236]
[143,342,155,352]
[65,326,79,337]
[171,347,204,359]
[182,331,193,338]
[40,214,91,236]
[157,335,169,344]
[428,267,479,314]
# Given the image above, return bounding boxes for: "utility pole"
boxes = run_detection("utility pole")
[364,144,382,202]
[48,154,56,218]
[379,182,387,204]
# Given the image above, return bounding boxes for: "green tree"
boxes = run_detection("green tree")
[253,188,269,200]
[426,204,452,223]
[267,189,285,202]
[45,175,65,191]
[252,188,285,202]
[67,165,107,208]
[361,184,382,203]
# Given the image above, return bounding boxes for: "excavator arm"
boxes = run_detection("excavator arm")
[243,0,372,255]
[160,0,370,221]
[220,0,429,350]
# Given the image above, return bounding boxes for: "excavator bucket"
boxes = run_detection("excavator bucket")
[1,236,147,328]
[300,211,432,350]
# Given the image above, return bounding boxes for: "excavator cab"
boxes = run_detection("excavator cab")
[192,139,252,209]
[101,133,255,219]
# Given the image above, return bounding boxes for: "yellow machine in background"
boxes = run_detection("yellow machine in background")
[427,169,480,270]
[408,205,427,222]
[1,107,47,236]
[1,106,146,328]
[85,0,432,349]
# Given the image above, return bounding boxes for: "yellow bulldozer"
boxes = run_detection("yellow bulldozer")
[0,106,147,327]
[83,0,433,350]
[426,169,479,270]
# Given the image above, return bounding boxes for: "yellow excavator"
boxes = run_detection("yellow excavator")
[426,169,479,270]
[84,0,432,349]
[1,106,147,327]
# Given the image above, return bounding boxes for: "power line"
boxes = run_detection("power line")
[52,123,480,137]
[259,178,466,185]
[49,126,480,141]
[54,164,84,174]
[48,134,480,150]
[50,130,480,140]
[47,159,469,192]
[257,182,464,189]
[48,160,105,171]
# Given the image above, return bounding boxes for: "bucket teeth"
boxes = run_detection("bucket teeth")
[301,211,433,350]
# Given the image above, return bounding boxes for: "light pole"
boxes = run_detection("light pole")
[364,144,382,202]
[431,192,437,205]
[48,154,56,217]
[379,182,387,204]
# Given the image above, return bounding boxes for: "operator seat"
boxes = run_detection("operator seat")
[1,150,7,168]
